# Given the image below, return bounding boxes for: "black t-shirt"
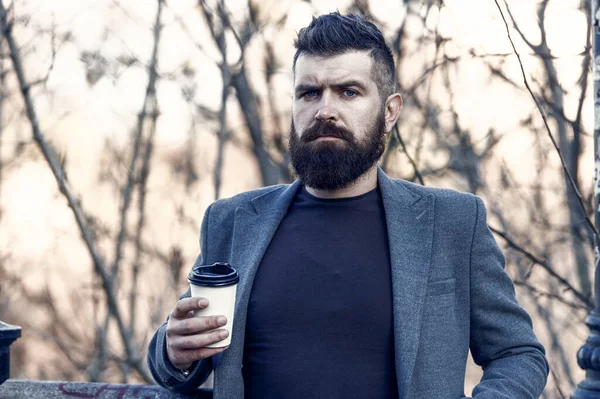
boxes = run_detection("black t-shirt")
[243,186,398,399]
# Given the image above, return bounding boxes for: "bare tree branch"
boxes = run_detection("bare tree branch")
[513,280,589,311]
[112,0,163,282]
[483,60,591,139]
[128,0,163,341]
[212,0,231,200]
[165,1,214,62]
[503,0,541,53]
[198,0,280,186]
[574,0,592,141]
[129,122,158,331]
[87,312,110,382]
[232,74,280,186]
[264,41,291,183]
[549,364,568,399]
[393,125,425,185]
[494,0,599,241]
[490,225,592,309]
[0,0,153,382]
[499,0,595,301]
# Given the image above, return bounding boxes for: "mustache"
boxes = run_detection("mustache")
[300,122,356,144]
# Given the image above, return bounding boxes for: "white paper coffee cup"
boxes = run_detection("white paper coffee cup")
[188,263,239,348]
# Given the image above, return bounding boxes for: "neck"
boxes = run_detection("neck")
[305,166,378,199]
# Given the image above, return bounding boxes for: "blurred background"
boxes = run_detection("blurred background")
[0,0,593,397]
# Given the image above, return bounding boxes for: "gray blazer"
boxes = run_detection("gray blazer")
[148,169,549,398]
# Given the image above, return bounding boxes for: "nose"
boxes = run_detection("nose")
[315,106,335,121]
[315,94,338,122]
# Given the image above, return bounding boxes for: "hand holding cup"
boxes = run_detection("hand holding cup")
[165,263,239,371]
[165,297,230,370]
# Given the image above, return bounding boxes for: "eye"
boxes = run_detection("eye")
[304,90,319,98]
[343,89,357,97]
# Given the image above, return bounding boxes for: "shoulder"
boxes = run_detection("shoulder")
[384,176,481,223]
[393,177,478,205]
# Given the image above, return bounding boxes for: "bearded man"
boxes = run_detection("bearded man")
[148,12,548,399]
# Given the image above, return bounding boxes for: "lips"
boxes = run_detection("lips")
[300,121,356,144]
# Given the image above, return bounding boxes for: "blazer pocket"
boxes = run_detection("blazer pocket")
[426,277,456,296]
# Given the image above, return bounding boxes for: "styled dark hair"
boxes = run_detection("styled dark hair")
[293,12,396,100]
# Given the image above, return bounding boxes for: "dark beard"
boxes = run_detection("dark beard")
[288,112,387,191]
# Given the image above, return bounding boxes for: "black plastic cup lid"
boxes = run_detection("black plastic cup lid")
[188,262,239,287]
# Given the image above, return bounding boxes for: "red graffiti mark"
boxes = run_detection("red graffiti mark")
[57,383,164,399]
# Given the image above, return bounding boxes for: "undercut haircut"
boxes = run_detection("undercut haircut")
[293,12,396,100]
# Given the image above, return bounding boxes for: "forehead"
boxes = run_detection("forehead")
[294,51,375,87]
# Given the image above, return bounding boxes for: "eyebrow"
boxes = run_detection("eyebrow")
[294,80,368,94]
[294,84,319,95]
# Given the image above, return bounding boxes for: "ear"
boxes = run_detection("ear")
[383,93,403,132]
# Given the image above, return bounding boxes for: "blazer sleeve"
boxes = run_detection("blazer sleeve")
[147,204,215,393]
[469,196,549,398]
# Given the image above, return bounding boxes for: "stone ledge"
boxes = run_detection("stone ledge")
[0,379,213,398]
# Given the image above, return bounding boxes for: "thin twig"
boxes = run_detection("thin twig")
[513,280,588,311]
[112,0,163,281]
[403,55,460,98]
[163,1,213,61]
[493,0,599,239]
[393,125,425,185]
[549,364,567,399]
[128,0,162,337]
[490,225,592,309]
[484,60,591,140]
[130,105,159,334]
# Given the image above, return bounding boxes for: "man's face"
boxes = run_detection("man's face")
[290,51,387,190]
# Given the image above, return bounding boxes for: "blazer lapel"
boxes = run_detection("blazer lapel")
[215,181,302,396]
[378,169,435,399]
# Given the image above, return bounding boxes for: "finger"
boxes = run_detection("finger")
[168,315,227,336]
[170,345,230,366]
[170,297,209,320]
[170,328,230,350]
